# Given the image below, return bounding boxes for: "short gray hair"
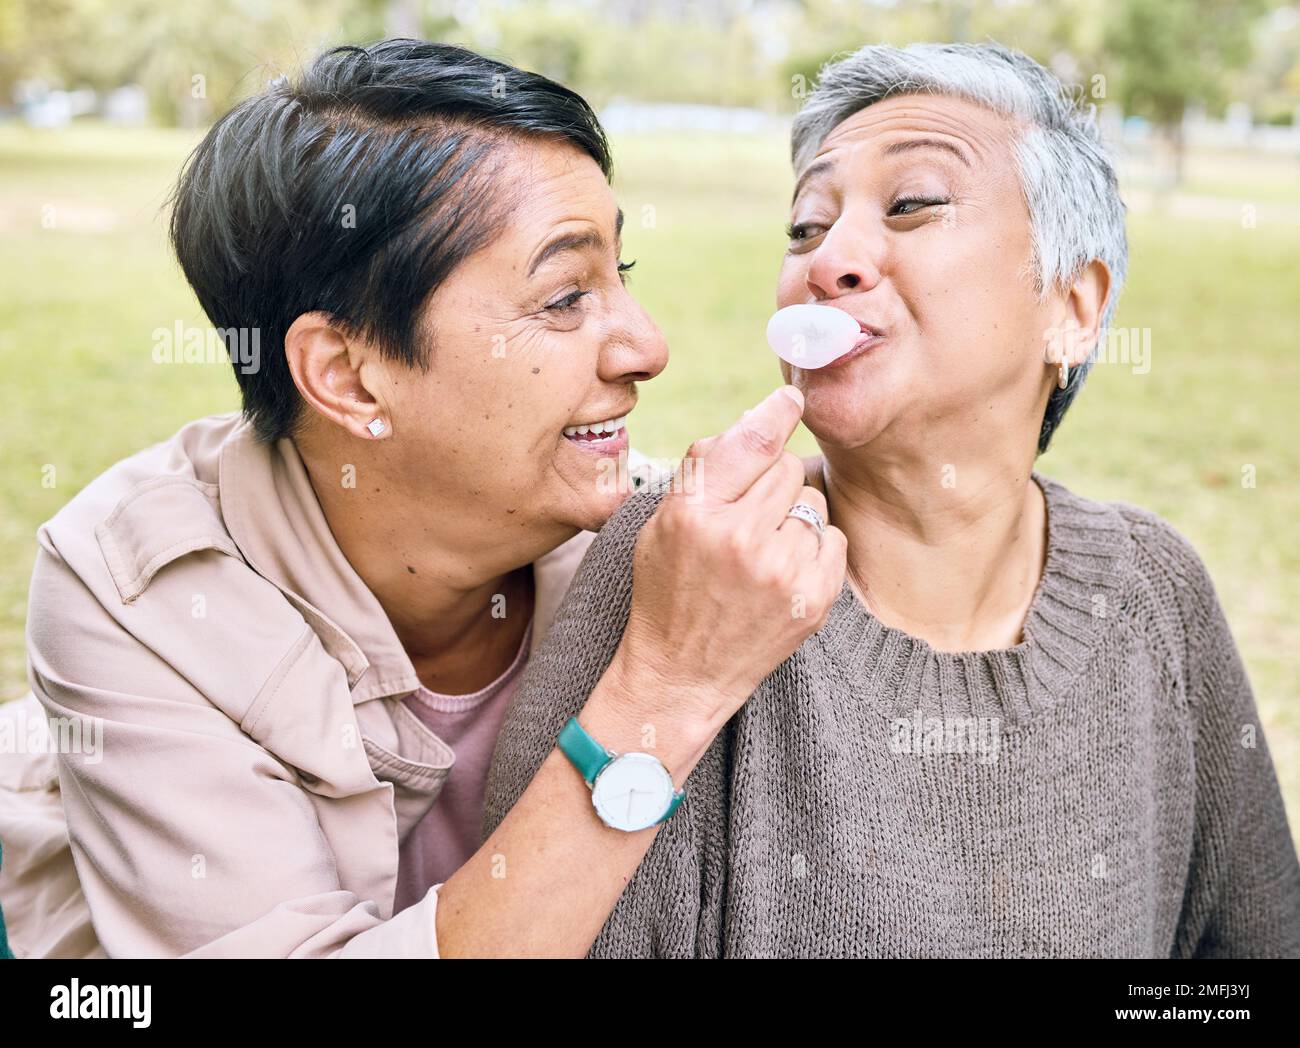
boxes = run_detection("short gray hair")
[791,42,1128,454]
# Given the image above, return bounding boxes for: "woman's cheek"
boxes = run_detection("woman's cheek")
[775,261,805,308]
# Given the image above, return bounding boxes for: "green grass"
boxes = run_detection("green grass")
[2,122,1298,847]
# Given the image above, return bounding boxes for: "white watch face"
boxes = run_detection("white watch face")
[591,752,675,831]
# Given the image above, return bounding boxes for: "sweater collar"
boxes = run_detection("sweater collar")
[813,470,1133,729]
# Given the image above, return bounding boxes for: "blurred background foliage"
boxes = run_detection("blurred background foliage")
[2,0,1299,127]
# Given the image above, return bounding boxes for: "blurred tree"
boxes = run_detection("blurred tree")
[1232,4,1300,125]
[1104,0,1268,183]
[0,0,362,123]
[780,0,1108,114]
[490,4,594,87]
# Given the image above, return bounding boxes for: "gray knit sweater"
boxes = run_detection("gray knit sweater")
[481,470,1300,957]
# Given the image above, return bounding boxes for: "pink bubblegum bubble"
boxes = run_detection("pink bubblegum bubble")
[766,304,861,368]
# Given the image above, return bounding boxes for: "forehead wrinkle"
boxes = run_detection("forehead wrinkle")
[527,226,607,277]
[792,158,835,205]
[881,138,971,167]
[510,152,617,275]
[814,97,1017,170]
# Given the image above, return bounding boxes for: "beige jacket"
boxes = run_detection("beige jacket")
[0,411,629,958]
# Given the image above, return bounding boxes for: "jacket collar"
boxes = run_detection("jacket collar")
[216,416,593,704]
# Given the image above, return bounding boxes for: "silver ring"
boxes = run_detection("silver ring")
[784,502,826,548]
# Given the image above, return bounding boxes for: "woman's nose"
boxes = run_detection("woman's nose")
[601,298,669,383]
[805,217,884,300]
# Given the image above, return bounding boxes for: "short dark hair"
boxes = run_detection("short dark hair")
[169,38,612,443]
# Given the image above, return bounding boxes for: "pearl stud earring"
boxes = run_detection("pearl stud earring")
[366,418,386,437]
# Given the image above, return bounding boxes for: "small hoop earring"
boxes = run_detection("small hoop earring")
[1057,359,1069,390]
[366,418,386,437]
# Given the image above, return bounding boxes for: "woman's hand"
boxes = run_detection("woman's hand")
[611,385,848,732]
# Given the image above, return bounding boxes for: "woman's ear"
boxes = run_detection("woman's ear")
[284,312,391,440]
[1058,258,1112,368]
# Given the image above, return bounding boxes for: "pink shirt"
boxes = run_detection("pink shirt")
[392,619,533,914]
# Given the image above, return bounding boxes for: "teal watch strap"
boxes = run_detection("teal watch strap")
[557,716,615,786]
[661,788,685,821]
[558,716,685,825]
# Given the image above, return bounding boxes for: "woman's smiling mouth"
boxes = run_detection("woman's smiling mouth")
[562,412,631,453]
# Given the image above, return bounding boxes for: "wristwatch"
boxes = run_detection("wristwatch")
[557,716,685,831]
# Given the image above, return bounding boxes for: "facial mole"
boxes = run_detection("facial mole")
[406,565,417,574]
[531,367,540,375]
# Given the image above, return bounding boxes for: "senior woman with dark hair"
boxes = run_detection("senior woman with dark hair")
[483,41,1300,957]
[0,39,847,957]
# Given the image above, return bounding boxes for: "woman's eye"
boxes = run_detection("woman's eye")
[545,289,590,312]
[785,221,825,246]
[617,259,636,285]
[889,196,948,217]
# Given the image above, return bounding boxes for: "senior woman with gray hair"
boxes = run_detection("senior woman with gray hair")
[481,41,1300,957]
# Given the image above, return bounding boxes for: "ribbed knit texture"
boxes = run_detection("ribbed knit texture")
[482,471,1300,957]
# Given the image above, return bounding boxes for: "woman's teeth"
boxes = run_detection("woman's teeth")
[563,415,627,440]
